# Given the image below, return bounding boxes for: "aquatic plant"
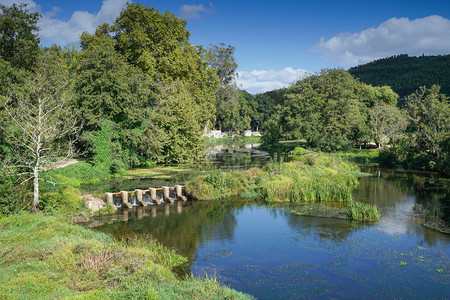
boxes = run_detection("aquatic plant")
[346,201,380,220]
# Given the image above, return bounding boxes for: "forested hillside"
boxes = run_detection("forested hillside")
[348,54,450,98]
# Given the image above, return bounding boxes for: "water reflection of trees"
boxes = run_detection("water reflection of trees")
[95,199,247,267]
[285,211,367,242]
[356,168,449,223]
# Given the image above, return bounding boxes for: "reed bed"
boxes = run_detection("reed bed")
[187,148,360,204]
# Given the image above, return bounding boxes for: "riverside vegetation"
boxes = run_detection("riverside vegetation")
[0,213,251,299]
[186,147,380,221]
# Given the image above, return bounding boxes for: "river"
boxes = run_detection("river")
[92,145,450,299]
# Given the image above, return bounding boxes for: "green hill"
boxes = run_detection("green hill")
[348,54,450,98]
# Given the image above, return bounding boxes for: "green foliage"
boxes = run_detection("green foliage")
[334,149,380,165]
[261,119,282,145]
[149,81,205,163]
[39,187,86,214]
[369,101,408,147]
[204,168,226,189]
[42,161,111,192]
[208,43,238,86]
[388,86,450,175]
[113,3,190,80]
[0,170,32,215]
[0,3,40,69]
[75,31,152,133]
[91,121,126,173]
[276,69,396,151]
[346,201,380,220]
[349,54,450,98]
[0,213,252,299]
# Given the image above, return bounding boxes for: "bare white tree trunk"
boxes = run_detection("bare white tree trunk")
[33,165,39,211]
[5,69,79,211]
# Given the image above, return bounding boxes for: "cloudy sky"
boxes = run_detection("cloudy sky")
[1,0,450,94]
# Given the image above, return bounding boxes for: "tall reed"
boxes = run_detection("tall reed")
[346,201,380,220]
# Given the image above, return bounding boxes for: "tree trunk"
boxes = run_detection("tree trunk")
[32,166,39,212]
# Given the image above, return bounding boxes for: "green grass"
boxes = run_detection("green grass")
[0,213,253,299]
[41,161,115,192]
[203,135,261,145]
[334,149,380,165]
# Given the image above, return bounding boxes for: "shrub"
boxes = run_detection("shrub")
[379,149,398,167]
[0,171,32,215]
[39,187,85,214]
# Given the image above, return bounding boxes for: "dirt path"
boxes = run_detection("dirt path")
[54,159,82,169]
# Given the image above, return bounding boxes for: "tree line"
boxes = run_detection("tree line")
[261,69,450,176]
[348,54,450,98]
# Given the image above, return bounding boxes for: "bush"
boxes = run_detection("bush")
[0,172,32,215]
[39,187,85,214]
[379,149,398,167]
[204,168,226,189]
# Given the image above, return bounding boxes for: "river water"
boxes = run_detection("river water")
[93,145,450,299]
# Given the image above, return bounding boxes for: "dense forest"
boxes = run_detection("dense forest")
[348,54,450,98]
[0,3,449,215]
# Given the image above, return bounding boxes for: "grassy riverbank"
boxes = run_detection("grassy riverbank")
[0,213,252,299]
[186,148,380,221]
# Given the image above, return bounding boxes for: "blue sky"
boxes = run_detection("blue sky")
[2,0,450,93]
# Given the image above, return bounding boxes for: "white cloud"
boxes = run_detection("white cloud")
[236,67,313,94]
[0,0,39,10]
[312,15,450,67]
[179,3,214,20]
[0,0,127,46]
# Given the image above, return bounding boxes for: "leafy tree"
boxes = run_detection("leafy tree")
[261,119,282,145]
[113,3,191,81]
[75,31,152,133]
[369,102,408,148]
[112,4,218,132]
[279,69,369,150]
[270,69,401,151]
[150,81,204,163]
[0,3,40,70]
[400,85,450,171]
[208,43,238,86]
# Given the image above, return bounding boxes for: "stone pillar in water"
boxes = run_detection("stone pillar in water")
[120,191,133,209]
[149,188,161,205]
[162,186,174,203]
[105,193,117,210]
[175,185,187,201]
[134,189,147,207]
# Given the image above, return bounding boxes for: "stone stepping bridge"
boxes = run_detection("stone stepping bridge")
[106,185,187,209]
